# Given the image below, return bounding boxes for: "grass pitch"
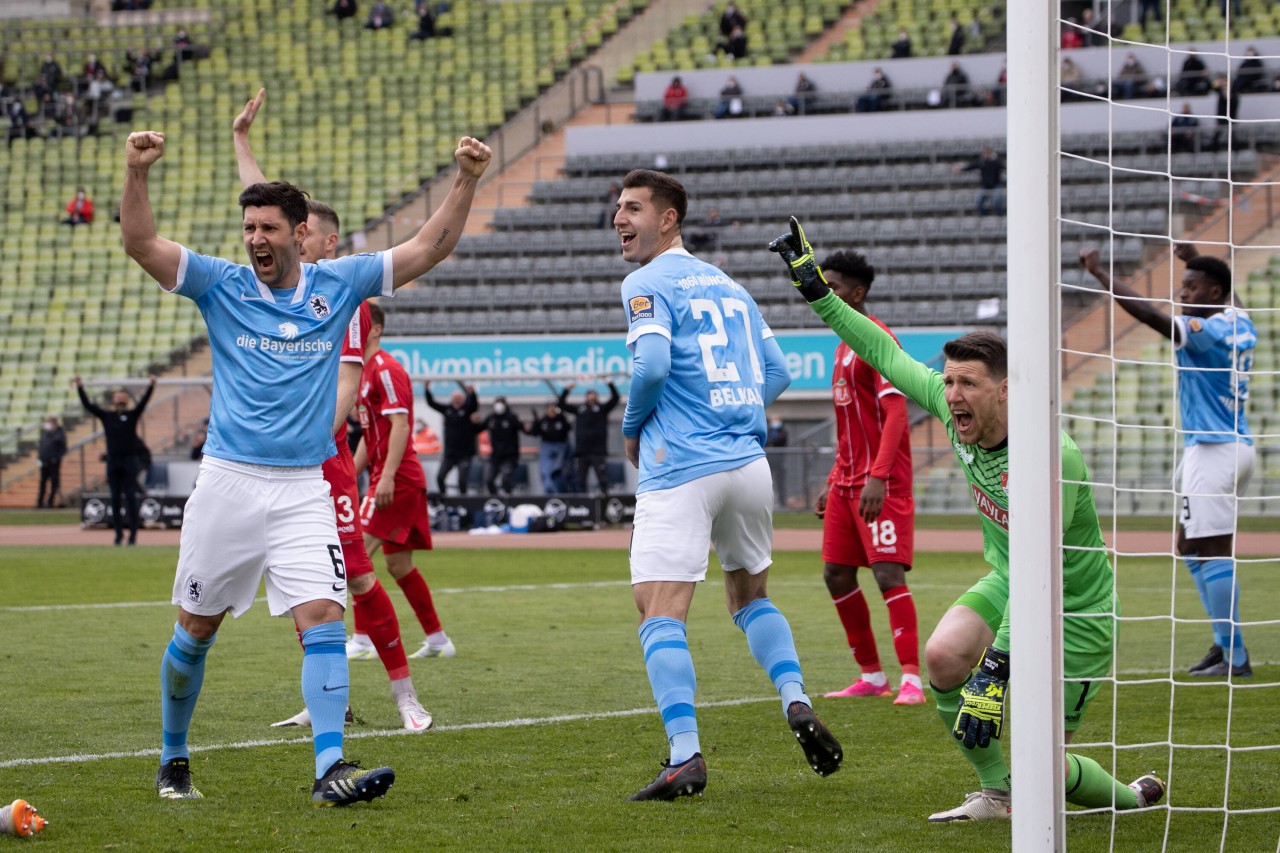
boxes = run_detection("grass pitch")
[1,543,1276,851]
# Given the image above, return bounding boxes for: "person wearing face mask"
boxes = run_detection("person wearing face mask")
[36,415,67,509]
[479,396,524,496]
[74,374,156,544]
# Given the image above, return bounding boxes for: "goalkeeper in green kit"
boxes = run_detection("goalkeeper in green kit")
[769,218,1166,822]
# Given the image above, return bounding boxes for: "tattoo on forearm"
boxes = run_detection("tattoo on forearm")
[433,228,450,249]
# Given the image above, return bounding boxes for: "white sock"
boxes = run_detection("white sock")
[901,673,922,690]
[425,630,450,645]
[352,633,372,645]
[390,677,417,705]
[861,671,888,687]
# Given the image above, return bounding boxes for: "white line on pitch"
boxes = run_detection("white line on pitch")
[0,697,776,769]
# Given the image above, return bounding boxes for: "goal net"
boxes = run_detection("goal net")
[1010,2,1279,848]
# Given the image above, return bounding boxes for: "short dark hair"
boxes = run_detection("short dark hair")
[1186,255,1232,295]
[622,169,688,227]
[368,301,385,329]
[942,330,1007,380]
[307,200,340,235]
[821,250,876,291]
[238,181,310,227]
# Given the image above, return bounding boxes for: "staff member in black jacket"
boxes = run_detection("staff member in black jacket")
[36,415,67,508]
[75,374,155,545]
[526,400,572,494]
[558,381,619,495]
[423,379,479,495]
[479,396,524,496]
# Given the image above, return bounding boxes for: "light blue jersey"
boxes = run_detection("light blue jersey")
[1173,308,1255,446]
[169,247,393,465]
[621,248,788,492]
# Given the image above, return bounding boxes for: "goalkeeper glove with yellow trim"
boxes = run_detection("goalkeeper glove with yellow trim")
[953,646,1010,750]
[767,216,830,301]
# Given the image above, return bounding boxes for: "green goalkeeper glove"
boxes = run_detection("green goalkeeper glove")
[953,646,1010,750]
[767,216,829,300]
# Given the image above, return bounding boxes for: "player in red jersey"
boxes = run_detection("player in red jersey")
[234,89,433,732]
[354,302,455,660]
[813,251,923,706]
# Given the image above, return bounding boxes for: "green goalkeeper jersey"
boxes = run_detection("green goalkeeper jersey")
[809,292,1115,648]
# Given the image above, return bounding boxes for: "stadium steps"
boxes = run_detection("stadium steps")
[792,0,882,63]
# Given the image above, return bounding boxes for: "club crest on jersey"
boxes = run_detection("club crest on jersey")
[1000,471,1009,495]
[186,578,204,604]
[308,295,331,319]
[629,294,655,322]
[833,377,852,406]
[278,322,300,340]
[970,484,1009,529]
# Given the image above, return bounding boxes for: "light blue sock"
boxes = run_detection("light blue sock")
[301,622,349,778]
[639,617,700,764]
[1183,556,1212,618]
[732,598,810,714]
[1201,559,1247,665]
[160,622,215,764]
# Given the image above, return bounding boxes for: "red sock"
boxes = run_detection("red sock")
[832,587,881,672]
[352,594,369,636]
[396,567,443,636]
[882,584,919,676]
[354,580,410,681]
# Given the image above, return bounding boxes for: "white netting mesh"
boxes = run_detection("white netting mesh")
[1053,4,1280,848]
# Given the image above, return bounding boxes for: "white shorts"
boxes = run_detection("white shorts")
[173,457,348,618]
[630,456,773,584]
[1176,441,1256,539]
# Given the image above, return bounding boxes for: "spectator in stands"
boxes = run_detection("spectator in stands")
[50,92,82,139]
[34,74,59,119]
[1235,46,1267,94]
[526,400,572,494]
[1139,0,1162,27]
[74,375,155,546]
[765,417,789,448]
[39,52,63,89]
[1114,52,1152,100]
[190,418,207,460]
[173,29,195,63]
[772,99,795,117]
[82,53,108,86]
[558,382,620,496]
[987,57,1008,106]
[1060,56,1087,100]
[719,1,746,39]
[1211,74,1239,153]
[1170,102,1200,153]
[112,0,154,9]
[855,67,891,113]
[659,75,688,121]
[714,75,744,119]
[788,72,818,115]
[329,0,358,20]
[1175,48,1210,96]
[62,187,94,226]
[1079,8,1105,47]
[7,99,34,147]
[719,24,748,60]
[598,180,622,228]
[36,416,67,509]
[365,1,394,29]
[408,1,436,40]
[953,147,1005,216]
[687,206,725,253]
[1060,18,1083,50]
[947,15,965,55]
[940,61,972,107]
[126,47,153,92]
[479,397,523,496]
[423,380,479,495]
[891,27,912,59]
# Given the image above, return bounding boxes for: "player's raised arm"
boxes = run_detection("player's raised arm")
[232,88,268,188]
[389,137,492,289]
[769,216,942,418]
[1078,246,1179,343]
[120,131,183,290]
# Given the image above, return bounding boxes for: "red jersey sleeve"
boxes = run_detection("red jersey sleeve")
[374,360,414,418]
[341,301,372,364]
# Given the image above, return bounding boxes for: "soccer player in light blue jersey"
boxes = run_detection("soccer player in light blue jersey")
[119,128,491,805]
[1081,244,1256,677]
[614,169,842,801]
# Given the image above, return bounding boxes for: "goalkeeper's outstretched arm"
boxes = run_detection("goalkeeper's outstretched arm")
[768,217,946,421]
